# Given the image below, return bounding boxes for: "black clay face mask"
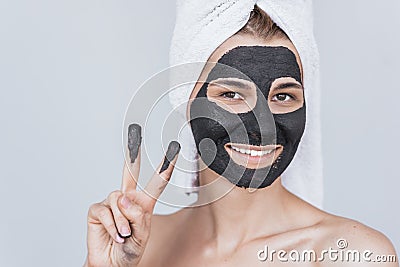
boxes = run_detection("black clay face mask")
[190,46,306,188]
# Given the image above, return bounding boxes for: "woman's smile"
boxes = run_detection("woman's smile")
[224,142,283,169]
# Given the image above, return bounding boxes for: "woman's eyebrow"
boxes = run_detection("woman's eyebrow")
[272,82,303,90]
[210,79,253,90]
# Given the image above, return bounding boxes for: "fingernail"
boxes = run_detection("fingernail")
[128,124,142,164]
[120,226,131,237]
[159,141,181,174]
[115,233,125,244]
[121,195,132,209]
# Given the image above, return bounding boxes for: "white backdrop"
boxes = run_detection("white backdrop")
[0,1,398,266]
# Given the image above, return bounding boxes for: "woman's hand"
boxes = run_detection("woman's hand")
[85,124,180,267]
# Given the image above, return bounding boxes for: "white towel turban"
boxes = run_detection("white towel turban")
[168,0,323,208]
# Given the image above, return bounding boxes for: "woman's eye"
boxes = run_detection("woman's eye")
[272,93,293,102]
[221,92,243,100]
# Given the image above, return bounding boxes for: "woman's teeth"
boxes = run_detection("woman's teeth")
[230,145,273,156]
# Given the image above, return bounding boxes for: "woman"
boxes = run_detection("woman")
[85,5,397,267]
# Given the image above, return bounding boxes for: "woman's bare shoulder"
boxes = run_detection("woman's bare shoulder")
[152,208,190,229]
[138,208,191,266]
[316,213,397,265]
[150,208,191,242]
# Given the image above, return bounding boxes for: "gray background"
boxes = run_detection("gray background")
[0,1,398,266]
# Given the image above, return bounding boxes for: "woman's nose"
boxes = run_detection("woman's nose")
[246,100,276,144]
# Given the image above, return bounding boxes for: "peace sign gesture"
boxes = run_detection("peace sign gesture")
[85,124,180,267]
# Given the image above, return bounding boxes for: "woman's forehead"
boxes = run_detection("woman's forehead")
[207,46,302,86]
[207,34,303,79]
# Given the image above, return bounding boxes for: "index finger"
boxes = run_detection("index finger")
[143,141,180,207]
[121,123,142,193]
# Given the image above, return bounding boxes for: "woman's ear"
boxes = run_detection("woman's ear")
[186,82,200,120]
[186,71,211,119]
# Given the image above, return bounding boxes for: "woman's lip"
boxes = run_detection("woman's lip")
[225,143,279,151]
[224,143,283,168]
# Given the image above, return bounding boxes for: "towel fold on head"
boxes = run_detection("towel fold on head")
[168,0,323,208]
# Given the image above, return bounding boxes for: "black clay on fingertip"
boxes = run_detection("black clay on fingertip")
[159,141,181,174]
[128,124,142,164]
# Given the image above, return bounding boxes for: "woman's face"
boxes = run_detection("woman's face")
[188,34,305,189]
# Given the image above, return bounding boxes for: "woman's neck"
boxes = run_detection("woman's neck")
[190,167,316,251]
